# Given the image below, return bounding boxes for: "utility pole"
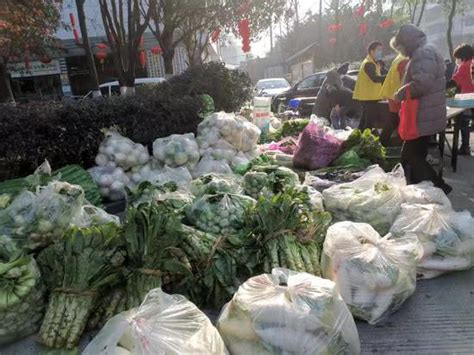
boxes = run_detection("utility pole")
[294,0,300,27]
[269,16,273,52]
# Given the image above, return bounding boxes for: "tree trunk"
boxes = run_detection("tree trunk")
[447,0,456,61]
[162,49,175,76]
[416,0,427,26]
[0,59,14,104]
[76,0,102,97]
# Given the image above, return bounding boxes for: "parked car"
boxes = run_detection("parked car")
[272,71,357,114]
[255,78,291,98]
[83,77,166,98]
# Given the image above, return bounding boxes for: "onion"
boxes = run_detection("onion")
[95,154,108,166]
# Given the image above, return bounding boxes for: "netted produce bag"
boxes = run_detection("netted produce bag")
[0,181,85,250]
[186,193,256,235]
[83,288,228,355]
[190,173,243,197]
[0,240,46,345]
[197,112,261,152]
[400,181,451,208]
[89,166,130,201]
[243,166,300,199]
[322,165,406,235]
[321,222,421,324]
[96,129,149,170]
[192,155,233,178]
[153,133,200,169]
[129,181,194,210]
[217,268,361,355]
[390,204,474,279]
[293,123,343,170]
[126,159,163,188]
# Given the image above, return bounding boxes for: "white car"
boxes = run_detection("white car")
[83,77,166,98]
[255,78,291,98]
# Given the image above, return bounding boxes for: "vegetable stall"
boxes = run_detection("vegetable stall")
[0,111,473,354]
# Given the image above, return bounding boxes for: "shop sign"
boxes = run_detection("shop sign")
[8,60,61,78]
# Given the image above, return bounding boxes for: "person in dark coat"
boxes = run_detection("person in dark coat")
[392,24,452,194]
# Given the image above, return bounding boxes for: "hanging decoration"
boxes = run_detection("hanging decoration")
[24,48,31,70]
[96,42,108,50]
[69,13,80,44]
[40,55,52,64]
[211,29,221,43]
[139,51,147,68]
[0,20,7,29]
[95,50,107,70]
[329,37,337,45]
[355,4,365,17]
[238,19,251,53]
[359,22,368,36]
[151,45,162,55]
[328,24,343,32]
[379,18,395,29]
[238,0,251,16]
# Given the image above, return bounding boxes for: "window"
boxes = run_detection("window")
[100,86,110,97]
[297,75,318,90]
[111,85,120,96]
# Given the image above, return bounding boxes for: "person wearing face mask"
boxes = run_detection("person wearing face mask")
[447,43,474,155]
[392,24,452,194]
[353,41,387,130]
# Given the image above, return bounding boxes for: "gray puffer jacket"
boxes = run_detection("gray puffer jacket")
[394,24,447,137]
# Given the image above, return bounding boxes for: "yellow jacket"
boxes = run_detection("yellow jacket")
[381,54,408,100]
[353,56,383,101]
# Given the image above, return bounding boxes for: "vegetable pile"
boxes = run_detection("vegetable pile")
[266,118,309,142]
[153,133,200,169]
[322,222,420,324]
[217,268,361,355]
[89,166,130,201]
[391,204,474,279]
[84,288,227,355]
[243,165,299,199]
[343,129,386,165]
[190,173,243,197]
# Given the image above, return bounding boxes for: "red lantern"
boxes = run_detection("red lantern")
[238,19,251,53]
[238,1,251,16]
[95,50,107,65]
[40,55,52,64]
[96,42,108,50]
[69,13,76,27]
[355,5,365,17]
[139,51,147,68]
[328,24,342,32]
[359,22,368,36]
[379,18,395,29]
[24,48,31,70]
[0,20,7,29]
[151,45,162,55]
[329,37,337,45]
[211,29,221,43]
[139,36,145,47]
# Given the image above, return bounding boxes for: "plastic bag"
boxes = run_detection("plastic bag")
[333,150,370,169]
[322,165,406,235]
[153,166,193,189]
[243,166,300,199]
[96,130,149,170]
[126,159,163,188]
[192,156,233,178]
[217,268,361,355]
[400,181,451,208]
[310,114,331,128]
[186,193,256,235]
[72,205,120,228]
[89,166,130,201]
[83,288,228,355]
[153,133,200,169]
[322,222,421,324]
[190,174,243,197]
[390,204,474,279]
[295,185,324,212]
[293,123,343,170]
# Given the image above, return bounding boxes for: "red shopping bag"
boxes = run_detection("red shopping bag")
[398,86,420,141]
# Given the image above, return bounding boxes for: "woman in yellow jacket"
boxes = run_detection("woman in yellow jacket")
[353,41,386,130]
[379,52,408,145]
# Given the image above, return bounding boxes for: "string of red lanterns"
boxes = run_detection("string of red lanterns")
[69,13,80,44]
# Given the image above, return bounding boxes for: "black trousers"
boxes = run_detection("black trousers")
[380,112,400,147]
[459,111,472,148]
[358,101,380,130]
[401,135,445,187]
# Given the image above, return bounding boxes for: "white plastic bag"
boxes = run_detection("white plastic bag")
[126,160,163,187]
[192,156,233,178]
[153,166,193,189]
[96,130,149,170]
[217,268,361,355]
[83,288,228,355]
[72,205,120,228]
[390,204,474,279]
[88,166,130,201]
[322,221,421,324]
[153,133,200,169]
[400,181,451,208]
[322,165,406,235]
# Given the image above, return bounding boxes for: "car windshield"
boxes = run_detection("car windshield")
[256,79,289,90]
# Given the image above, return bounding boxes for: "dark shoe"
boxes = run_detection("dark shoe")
[459,145,471,156]
[439,183,453,195]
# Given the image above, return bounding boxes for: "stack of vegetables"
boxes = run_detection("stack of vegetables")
[153,133,200,169]
[217,268,361,355]
[340,129,386,167]
[243,165,299,199]
[190,173,244,197]
[36,223,125,349]
[322,221,421,324]
[265,118,309,142]
[0,239,46,345]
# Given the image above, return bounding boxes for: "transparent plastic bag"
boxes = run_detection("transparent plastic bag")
[83,288,228,355]
[96,129,149,169]
[295,185,324,212]
[190,174,243,197]
[321,222,421,324]
[72,205,120,228]
[217,268,361,355]
[293,123,343,170]
[89,166,130,201]
[390,204,474,279]
[400,181,451,208]
[153,133,200,169]
[186,193,256,235]
[153,166,193,189]
[322,165,406,235]
[192,156,233,178]
[126,159,164,188]
[243,166,300,199]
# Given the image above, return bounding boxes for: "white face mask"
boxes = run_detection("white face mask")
[455,59,462,65]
